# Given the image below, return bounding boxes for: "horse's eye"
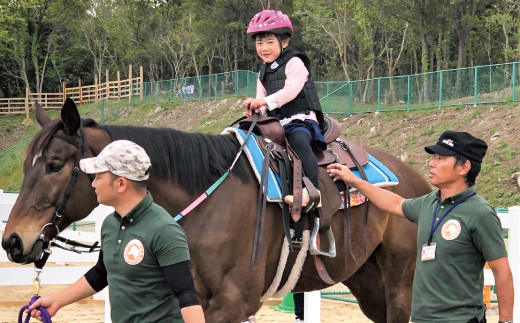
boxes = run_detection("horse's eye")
[46,163,63,174]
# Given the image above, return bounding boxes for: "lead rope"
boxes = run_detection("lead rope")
[19,295,52,323]
[18,271,52,323]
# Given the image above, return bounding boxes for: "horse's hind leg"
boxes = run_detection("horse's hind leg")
[344,242,415,323]
[344,246,388,323]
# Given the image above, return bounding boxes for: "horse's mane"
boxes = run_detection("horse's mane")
[102,124,250,194]
[27,119,250,194]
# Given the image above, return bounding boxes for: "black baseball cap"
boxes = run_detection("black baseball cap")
[425,130,488,163]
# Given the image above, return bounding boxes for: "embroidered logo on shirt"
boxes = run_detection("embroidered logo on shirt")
[124,239,145,265]
[441,219,461,240]
[442,138,454,147]
[270,61,279,69]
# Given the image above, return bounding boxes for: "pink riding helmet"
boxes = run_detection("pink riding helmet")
[247,10,293,38]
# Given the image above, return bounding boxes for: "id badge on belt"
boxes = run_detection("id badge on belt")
[421,243,436,261]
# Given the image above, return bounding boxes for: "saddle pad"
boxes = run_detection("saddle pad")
[351,154,400,191]
[223,127,284,202]
[222,128,400,202]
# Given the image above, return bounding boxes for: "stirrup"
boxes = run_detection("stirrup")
[309,217,336,257]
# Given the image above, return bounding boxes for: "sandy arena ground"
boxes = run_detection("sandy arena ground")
[0,263,501,323]
[0,285,369,323]
[0,284,501,322]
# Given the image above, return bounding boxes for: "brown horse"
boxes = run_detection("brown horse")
[2,99,431,322]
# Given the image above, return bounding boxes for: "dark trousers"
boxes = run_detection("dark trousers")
[293,292,304,319]
[286,130,319,188]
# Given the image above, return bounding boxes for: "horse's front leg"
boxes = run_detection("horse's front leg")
[202,271,264,322]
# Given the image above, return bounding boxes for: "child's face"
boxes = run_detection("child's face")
[255,34,289,64]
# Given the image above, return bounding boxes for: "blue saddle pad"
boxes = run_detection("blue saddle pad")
[224,128,399,202]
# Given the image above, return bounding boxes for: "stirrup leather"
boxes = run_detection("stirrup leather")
[284,187,322,213]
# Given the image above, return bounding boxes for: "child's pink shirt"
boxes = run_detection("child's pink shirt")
[257,56,318,126]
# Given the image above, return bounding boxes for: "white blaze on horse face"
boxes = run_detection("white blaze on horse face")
[32,151,42,167]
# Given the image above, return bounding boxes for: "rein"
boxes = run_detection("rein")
[173,114,260,222]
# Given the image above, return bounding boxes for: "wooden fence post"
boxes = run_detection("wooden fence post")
[128,65,133,103]
[78,78,82,103]
[63,82,67,102]
[95,74,98,101]
[106,69,110,99]
[140,66,144,101]
[25,88,29,119]
[117,71,121,99]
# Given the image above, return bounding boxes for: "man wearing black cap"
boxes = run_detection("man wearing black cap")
[327,130,514,323]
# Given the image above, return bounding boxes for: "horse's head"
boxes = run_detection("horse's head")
[1,98,108,264]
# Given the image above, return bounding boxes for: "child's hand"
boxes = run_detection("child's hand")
[243,98,266,116]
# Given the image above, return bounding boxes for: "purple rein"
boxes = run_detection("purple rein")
[18,295,52,323]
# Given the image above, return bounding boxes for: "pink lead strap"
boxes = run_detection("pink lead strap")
[173,114,260,222]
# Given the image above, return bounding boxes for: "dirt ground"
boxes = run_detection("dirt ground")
[0,284,501,323]
[0,284,367,322]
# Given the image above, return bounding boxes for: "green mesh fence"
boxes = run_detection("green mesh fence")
[315,62,519,116]
[129,70,259,107]
[321,284,356,303]
[118,62,520,119]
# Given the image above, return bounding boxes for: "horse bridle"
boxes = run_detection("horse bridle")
[34,120,96,269]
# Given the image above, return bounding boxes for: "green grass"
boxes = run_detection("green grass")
[2,98,520,209]
[0,145,25,191]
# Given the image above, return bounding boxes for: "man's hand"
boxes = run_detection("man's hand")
[327,162,406,217]
[327,163,360,185]
[26,295,60,320]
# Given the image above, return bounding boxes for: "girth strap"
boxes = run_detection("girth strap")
[314,255,336,285]
[341,144,369,265]
[273,149,294,252]
[251,141,275,268]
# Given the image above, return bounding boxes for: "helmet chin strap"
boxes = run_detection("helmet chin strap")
[275,35,289,55]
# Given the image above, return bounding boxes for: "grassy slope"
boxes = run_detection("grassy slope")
[1,98,519,207]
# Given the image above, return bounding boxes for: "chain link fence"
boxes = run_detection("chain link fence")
[122,62,520,119]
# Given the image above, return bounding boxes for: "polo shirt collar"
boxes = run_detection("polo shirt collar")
[435,186,476,204]
[113,191,153,224]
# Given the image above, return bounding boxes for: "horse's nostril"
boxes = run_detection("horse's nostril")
[4,234,23,257]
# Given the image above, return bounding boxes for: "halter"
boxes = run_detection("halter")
[34,120,93,270]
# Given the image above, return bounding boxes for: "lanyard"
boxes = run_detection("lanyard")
[428,192,476,245]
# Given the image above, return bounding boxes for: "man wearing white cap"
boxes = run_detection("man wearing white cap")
[27,140,205,323]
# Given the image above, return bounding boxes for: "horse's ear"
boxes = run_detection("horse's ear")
[61,97,81,135]
[34,101,51,127]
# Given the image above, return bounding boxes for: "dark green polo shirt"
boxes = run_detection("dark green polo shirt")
[101,192,190,323]
[402,186,507,323]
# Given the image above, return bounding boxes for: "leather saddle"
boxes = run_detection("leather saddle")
[238,115,369,259]
[316,116,369,169]
[239,115,369,173]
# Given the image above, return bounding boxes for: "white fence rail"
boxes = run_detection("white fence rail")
[501,206,520,321]
[0,191,111,305]
[1,191,519,322]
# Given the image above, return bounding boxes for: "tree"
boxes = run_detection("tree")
[0,0,87,94]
